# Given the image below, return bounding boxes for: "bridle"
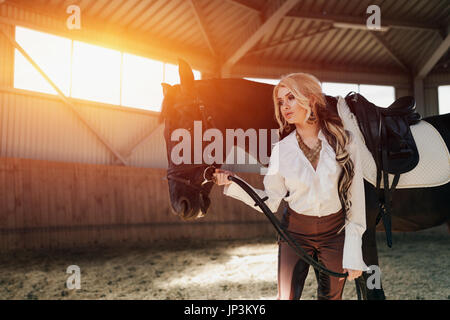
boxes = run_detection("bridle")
[165,97,219,193]
[166,164,218,193]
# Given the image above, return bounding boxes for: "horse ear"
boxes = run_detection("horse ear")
[160,83,173,123]
[178,58,195,94]
[161,83,172,96]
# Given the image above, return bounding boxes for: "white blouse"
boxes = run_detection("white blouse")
[224,129,369,271]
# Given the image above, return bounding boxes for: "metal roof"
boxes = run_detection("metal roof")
[2,0,450,82]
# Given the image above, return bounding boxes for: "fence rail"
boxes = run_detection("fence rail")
[0,157,275,251]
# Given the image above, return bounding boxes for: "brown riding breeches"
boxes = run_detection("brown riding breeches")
[277,207,346,300]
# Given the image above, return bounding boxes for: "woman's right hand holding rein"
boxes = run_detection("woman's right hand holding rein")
[213,169,234,186]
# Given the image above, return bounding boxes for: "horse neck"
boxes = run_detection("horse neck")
[199,80,279,165]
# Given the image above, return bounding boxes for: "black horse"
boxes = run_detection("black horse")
[161,61,450,300]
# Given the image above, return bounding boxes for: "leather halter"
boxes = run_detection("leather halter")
[165,98,219,192]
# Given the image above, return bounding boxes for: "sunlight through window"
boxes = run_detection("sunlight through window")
[122,53,164,111]
[13,26,201,112]
[164,63,201,86]
[14,26,71,96]
[71,41,121,105]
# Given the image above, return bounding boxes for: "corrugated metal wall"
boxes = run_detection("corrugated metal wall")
[0,89,168,168]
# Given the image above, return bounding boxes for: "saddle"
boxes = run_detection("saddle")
[344,92,421,248]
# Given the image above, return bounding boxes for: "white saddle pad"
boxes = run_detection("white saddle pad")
[336,96,450,189]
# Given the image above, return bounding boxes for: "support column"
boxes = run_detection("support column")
[424,85,439,116]
[414,77,425,116]
[0,23,14,87]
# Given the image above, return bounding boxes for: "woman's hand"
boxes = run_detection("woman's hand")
[212,169,234,186]
[343,269,363,281]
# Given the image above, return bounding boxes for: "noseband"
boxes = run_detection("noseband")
[166,164,218,193]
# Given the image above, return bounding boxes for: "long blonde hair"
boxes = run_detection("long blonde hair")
[273,73,355,213]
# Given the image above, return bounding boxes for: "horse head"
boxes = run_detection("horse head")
[160,59,218,220]
[161,59,278,220]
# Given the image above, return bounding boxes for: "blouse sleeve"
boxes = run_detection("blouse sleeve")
[223,143,287,213]
[342,134,370,271]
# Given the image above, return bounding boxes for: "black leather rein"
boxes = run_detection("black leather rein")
[228,175,363,300]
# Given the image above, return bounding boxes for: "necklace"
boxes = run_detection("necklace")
[296,131,322,167]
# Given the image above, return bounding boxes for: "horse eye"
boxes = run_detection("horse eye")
[288,94,295,100]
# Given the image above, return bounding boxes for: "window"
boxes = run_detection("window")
[122,53,164,110]
[245,78,395,108]
[71,41,121,105]
[13,26,201,111]
[164,63,201,86]
[121,59,200,110]
[322,82,359,98]
[323,82,395,107]
[14,26,71,96]
[359,84,395,108]
[438,85,450,115]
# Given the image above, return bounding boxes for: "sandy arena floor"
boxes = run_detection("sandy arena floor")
[0,226,448,300]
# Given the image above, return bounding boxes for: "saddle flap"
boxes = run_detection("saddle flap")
[382,117,420,173]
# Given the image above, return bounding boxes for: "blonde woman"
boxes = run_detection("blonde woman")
[213,73,368,300]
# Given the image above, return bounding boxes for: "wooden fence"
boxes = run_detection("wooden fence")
[0,157,277,251]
